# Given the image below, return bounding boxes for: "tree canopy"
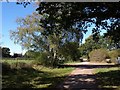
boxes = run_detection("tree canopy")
[36,2,120,42]
[11,2,120,67]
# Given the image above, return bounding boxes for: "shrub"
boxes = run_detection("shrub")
[89,48,109,62]
[108,49,120,63]
[15,62,33,69]
[2,61,34,72]
[36,52,51,66]
[36,52,64,67]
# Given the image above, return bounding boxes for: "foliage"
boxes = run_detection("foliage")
[37,2,120,42]
[59,42,80,61]
[104,19,120,45]
[18,2,120,44]
[36,52,50,66]
[108,49,120,63]
[10,12,82,67]
[11,3,120,67]
[10,12,43,50]
[16,2,30,8]
[2,60,34,70]
[79,35,109,57]
[89,48,109,62]
[24,50,40,59]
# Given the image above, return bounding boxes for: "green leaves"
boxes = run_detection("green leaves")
[10,12,43,50]
[11,2,120,67]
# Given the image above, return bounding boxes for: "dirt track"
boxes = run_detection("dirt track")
[57,62,116,90]
[58,68,97,89]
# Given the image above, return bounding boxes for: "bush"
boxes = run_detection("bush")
[36,52,64,67]
[108,49,120,63]
[89,48,109,62]
[59,42,80,61]
[2,61,34,72]
[36,52,51,66]
[15,62,33,69]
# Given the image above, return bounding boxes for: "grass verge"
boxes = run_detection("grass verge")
[95,67,120,89]
[2,60,74,88]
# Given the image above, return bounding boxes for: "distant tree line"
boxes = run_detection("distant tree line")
[0,47,23,58]
[0,47,11,58]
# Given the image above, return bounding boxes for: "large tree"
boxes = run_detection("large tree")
[11,2,120,66]
[17,2,120,42]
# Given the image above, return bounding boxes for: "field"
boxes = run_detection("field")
[2,59,74,88]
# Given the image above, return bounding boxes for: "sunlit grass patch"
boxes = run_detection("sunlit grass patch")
[1,59,34,64]
[95,67,119,73]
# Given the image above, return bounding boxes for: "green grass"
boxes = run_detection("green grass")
[2,60,74,88]
[64,60,81,64]
[95,67,119,73]
[95,67,120,89]
[1,59,34,64]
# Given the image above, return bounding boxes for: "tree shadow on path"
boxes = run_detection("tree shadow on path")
[58,74,98,90]
[57,63,120,90]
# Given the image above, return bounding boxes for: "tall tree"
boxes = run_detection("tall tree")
[10,12,44,51]
[11,2,120,66]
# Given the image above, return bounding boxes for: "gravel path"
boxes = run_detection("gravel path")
[58,68,97,90]
[57,62,116,90]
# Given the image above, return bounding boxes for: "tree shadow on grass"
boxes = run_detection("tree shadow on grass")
[2,62,120,89]
[58,64,118,69]
[96,69,120,90]
[2,67,41,88]
[2,64,68,88]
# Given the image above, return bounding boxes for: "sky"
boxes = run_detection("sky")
[1,2,106,55]
[2,2,37,55]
